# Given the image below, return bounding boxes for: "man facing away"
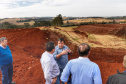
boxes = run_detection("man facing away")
[0,37,15,84]
[53,38,73,84]
[106,55,126,84]
[61,43,102,84]
[40,41,60,84]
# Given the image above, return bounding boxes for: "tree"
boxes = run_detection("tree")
[67,21,70,25]
[24,23,30,28]
[51,14,63,27]
[113,19,116,24]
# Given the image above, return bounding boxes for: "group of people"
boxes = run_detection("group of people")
[40,38,126,84]
[0,37,126,84]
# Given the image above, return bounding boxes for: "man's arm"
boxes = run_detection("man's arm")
[53,48,68,59]
[56,50,68,59]
[61,61,71,83]
[68,49,73,55]
[93,64,102,84]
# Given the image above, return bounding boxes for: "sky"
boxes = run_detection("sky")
[0,0,126,18]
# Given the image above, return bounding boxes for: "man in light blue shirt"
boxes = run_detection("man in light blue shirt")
[53,38,72,84]
[61,43,102,84]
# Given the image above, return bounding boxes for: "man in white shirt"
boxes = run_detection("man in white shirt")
[40,41,60,84]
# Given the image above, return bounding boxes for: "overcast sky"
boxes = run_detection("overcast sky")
[0,0,126,18]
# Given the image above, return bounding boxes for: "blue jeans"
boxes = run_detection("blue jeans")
[55,68,64,84]
[0,63,13,84]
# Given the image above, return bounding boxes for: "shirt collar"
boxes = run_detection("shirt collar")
[78,57,89,60]
[0,44,6,49]
[46,51,53,57]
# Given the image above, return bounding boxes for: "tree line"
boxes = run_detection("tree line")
[0,14,126,29]
[0,14,63,29]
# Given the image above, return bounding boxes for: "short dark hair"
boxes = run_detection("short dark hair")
[46,41,55,52]
[78,43,90,56]
[58,38,65,43]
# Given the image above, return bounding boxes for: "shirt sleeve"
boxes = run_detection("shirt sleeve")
[53,47,58,59]
[61,61,71,83]
[44,61,53,83]
[93,64,102,84]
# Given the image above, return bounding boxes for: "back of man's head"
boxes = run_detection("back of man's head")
[46,41,55,52]
[123,55,126,69]
[78,43,90,56]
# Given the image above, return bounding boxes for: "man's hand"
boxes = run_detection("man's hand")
[56,49,69,59]
[61,49,68,55]
[52,77,57,84]
[67,49,72,54]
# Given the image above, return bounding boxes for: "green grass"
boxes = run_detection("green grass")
[88,33,96,41]
[72,38,79,41]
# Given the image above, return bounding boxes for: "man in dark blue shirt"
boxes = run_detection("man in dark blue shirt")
[53,38,72,84]
[0,37,15,84]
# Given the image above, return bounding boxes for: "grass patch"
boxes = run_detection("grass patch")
[72,38,79,41]
[88,33,96,41]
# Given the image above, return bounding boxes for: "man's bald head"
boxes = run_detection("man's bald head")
[78,43,90,56]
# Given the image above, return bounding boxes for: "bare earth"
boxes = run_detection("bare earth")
[0,24,126,84]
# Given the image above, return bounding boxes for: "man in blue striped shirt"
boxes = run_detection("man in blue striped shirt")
[61,43,102,84]
[53,38,72,84]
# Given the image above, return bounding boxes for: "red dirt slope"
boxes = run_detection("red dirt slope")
[0,28,126,84]
[0,28,49,84]
[77,24,126,35]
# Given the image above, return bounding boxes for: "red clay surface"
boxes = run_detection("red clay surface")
[77,24,126,35]
[0,26,126,84]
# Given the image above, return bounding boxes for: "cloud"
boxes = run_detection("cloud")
[0,0,42,8]
[0,0,126,18]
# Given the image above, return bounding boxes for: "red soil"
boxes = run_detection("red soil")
[77,24,126,35]
[0,27,126,84]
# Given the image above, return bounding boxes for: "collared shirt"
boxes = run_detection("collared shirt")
[40,51,60,84]
[53,45,69,69]
[0,44,6,49]
[61,57,102,84]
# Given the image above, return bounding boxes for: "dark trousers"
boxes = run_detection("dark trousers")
[0,63,13,84]
[55,68,64,84]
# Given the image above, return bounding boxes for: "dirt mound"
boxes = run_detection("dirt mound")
[115,26,126,37]
[0,28,49,84]
[0,28,126,84]
[74,28,88,37]
[77,24,126,35]
[109,26,126,38]
[108,28,120,35]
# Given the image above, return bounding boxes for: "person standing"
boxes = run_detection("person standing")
[0,37,15,84]
[61,43,102,84]
[53,38,73,84]
[40,41,60,84]
[106,55,126,84]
